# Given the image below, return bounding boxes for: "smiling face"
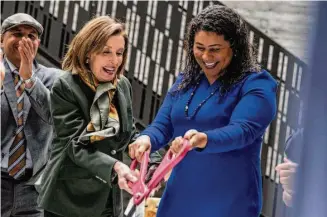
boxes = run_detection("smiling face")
[88,34,125,82]
[1,25,40,67]
[193,31,233,84]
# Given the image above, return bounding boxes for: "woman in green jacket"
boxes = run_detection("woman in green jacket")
[38,16,139,217]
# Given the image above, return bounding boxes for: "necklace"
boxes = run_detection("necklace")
[184,71,248,120]
[184,81,220,120]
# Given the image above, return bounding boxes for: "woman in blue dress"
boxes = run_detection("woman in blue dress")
[128,5,277,217]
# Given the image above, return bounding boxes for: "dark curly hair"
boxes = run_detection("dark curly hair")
[177,5,261,92]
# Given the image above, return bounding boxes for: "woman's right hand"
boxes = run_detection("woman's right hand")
[128,135,151,162]
[114,161,138,194]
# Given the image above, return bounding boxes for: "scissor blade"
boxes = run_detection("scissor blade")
[124,198,146,217]
[124,198,136,217]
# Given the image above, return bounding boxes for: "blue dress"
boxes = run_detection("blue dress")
[141,70,277,217]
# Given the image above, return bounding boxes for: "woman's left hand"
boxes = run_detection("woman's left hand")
[170,129,208,154]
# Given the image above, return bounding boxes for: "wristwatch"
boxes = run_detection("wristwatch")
[24,74,36,85]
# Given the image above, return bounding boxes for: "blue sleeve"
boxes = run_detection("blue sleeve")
[201,71,278,153]
[140,75,183,151]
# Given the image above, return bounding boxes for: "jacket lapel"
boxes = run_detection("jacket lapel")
[3,60,42,125]
[116,85,128,133]
[75,76,91,123]
[3,60,18,126]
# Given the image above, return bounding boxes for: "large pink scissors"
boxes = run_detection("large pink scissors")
[124,139,192,217]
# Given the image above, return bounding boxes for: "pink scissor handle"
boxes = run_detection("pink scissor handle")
[146,139,192,195]
[128,151,150,205]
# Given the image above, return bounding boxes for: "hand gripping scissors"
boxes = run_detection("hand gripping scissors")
[124,139,192,217]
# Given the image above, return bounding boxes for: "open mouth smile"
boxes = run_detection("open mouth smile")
[103,67,115,74]
[203,61,219,69]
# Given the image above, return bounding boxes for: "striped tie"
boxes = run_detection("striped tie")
[8,72,26,179]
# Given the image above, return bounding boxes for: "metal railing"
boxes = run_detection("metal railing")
[1,1,307,216]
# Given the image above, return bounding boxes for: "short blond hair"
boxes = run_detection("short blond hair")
[62,16,128,77]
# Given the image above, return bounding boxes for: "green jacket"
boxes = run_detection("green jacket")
[38,72,138,217]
